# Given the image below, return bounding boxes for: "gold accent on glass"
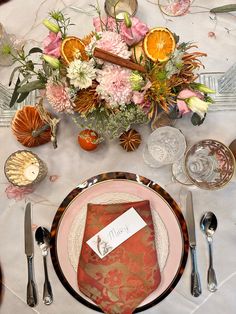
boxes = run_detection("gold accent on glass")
[4,150,47,187]
[184,139,235,190]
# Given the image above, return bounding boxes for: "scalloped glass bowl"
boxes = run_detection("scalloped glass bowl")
[184,139,235,190]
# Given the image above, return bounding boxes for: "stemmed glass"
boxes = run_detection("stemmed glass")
[172,139,235,190]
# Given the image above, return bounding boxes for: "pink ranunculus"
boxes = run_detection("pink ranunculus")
[120,17,149,46]
[93,16,117,32]
[5,184,34,201]
[177,89,204,115]
[43,31,62,58]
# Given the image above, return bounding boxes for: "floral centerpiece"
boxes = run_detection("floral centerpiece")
[6,4,214,149]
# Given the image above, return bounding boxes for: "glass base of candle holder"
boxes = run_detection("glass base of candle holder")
[198,72,236,111]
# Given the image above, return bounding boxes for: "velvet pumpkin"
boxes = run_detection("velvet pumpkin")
[11,106,51,147]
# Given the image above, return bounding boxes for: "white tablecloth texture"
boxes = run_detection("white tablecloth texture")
[0,0,236,313]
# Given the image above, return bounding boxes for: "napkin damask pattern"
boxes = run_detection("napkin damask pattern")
[77,200,161,314]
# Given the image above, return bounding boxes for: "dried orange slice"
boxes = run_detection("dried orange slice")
[143,27,176,62]
[61,36,89,64]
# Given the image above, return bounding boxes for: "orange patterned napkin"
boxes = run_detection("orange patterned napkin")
[77,200,161,314]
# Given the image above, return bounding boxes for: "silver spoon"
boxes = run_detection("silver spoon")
[35,227,53,305]
[200,212,218,292]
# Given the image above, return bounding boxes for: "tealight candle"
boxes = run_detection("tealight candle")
[4,150,47,187]
[104,0,138,21]
[23,163,40,181]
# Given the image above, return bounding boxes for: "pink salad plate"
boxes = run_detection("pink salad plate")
[50,172,189,312]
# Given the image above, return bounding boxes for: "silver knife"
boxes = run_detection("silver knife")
[24,202,37,307]
[186,191,202,297]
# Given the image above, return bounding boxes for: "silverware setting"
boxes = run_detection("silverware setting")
[35,227,53,305]
[200,212,218,292]
[24,203,53,307]
[24,203,38,307]
[186,191,202,297]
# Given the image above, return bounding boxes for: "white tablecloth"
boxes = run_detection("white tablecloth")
[0,1,236,313]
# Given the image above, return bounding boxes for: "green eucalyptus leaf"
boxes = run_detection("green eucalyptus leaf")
[9,77,21,108]
[210,4,236,13]
[191,112,205,126]
[26,60,34,71]
[17,92,30,103]
[42,61,52,76]
[18,74,32,86]
[29,47,43,54]
[173,33,180,44]
[17,80,43,93]
[9,66,21,86]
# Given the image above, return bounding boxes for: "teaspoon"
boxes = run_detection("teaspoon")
[35,227,53,305]
[200,212,218,292]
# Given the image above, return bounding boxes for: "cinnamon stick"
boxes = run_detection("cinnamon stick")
[93,47,146,73]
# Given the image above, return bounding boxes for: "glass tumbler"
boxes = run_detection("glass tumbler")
[143,126,186,168]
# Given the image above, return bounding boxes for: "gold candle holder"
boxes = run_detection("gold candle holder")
[4,150,47,187]
[104,0,138,20]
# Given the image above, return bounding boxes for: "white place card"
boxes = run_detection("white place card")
[86,207,147,259]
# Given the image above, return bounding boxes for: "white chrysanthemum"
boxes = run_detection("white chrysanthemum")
[67,59,96,89]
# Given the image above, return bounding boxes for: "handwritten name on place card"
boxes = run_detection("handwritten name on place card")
[86,207,147,259]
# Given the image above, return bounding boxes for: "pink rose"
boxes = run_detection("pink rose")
[177,89,204,115]
[93,17,117,32]
[43,31,62,58]
[120,17,149,46]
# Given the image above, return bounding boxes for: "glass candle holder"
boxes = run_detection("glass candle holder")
[104,0,138,20]
[4,150,47,187]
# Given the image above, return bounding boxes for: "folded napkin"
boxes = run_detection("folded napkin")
[77,200,161,314]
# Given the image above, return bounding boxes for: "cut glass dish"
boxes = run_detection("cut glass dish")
[198,72,236,111]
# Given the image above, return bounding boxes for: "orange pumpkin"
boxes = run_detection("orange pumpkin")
[11,106,51,147]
